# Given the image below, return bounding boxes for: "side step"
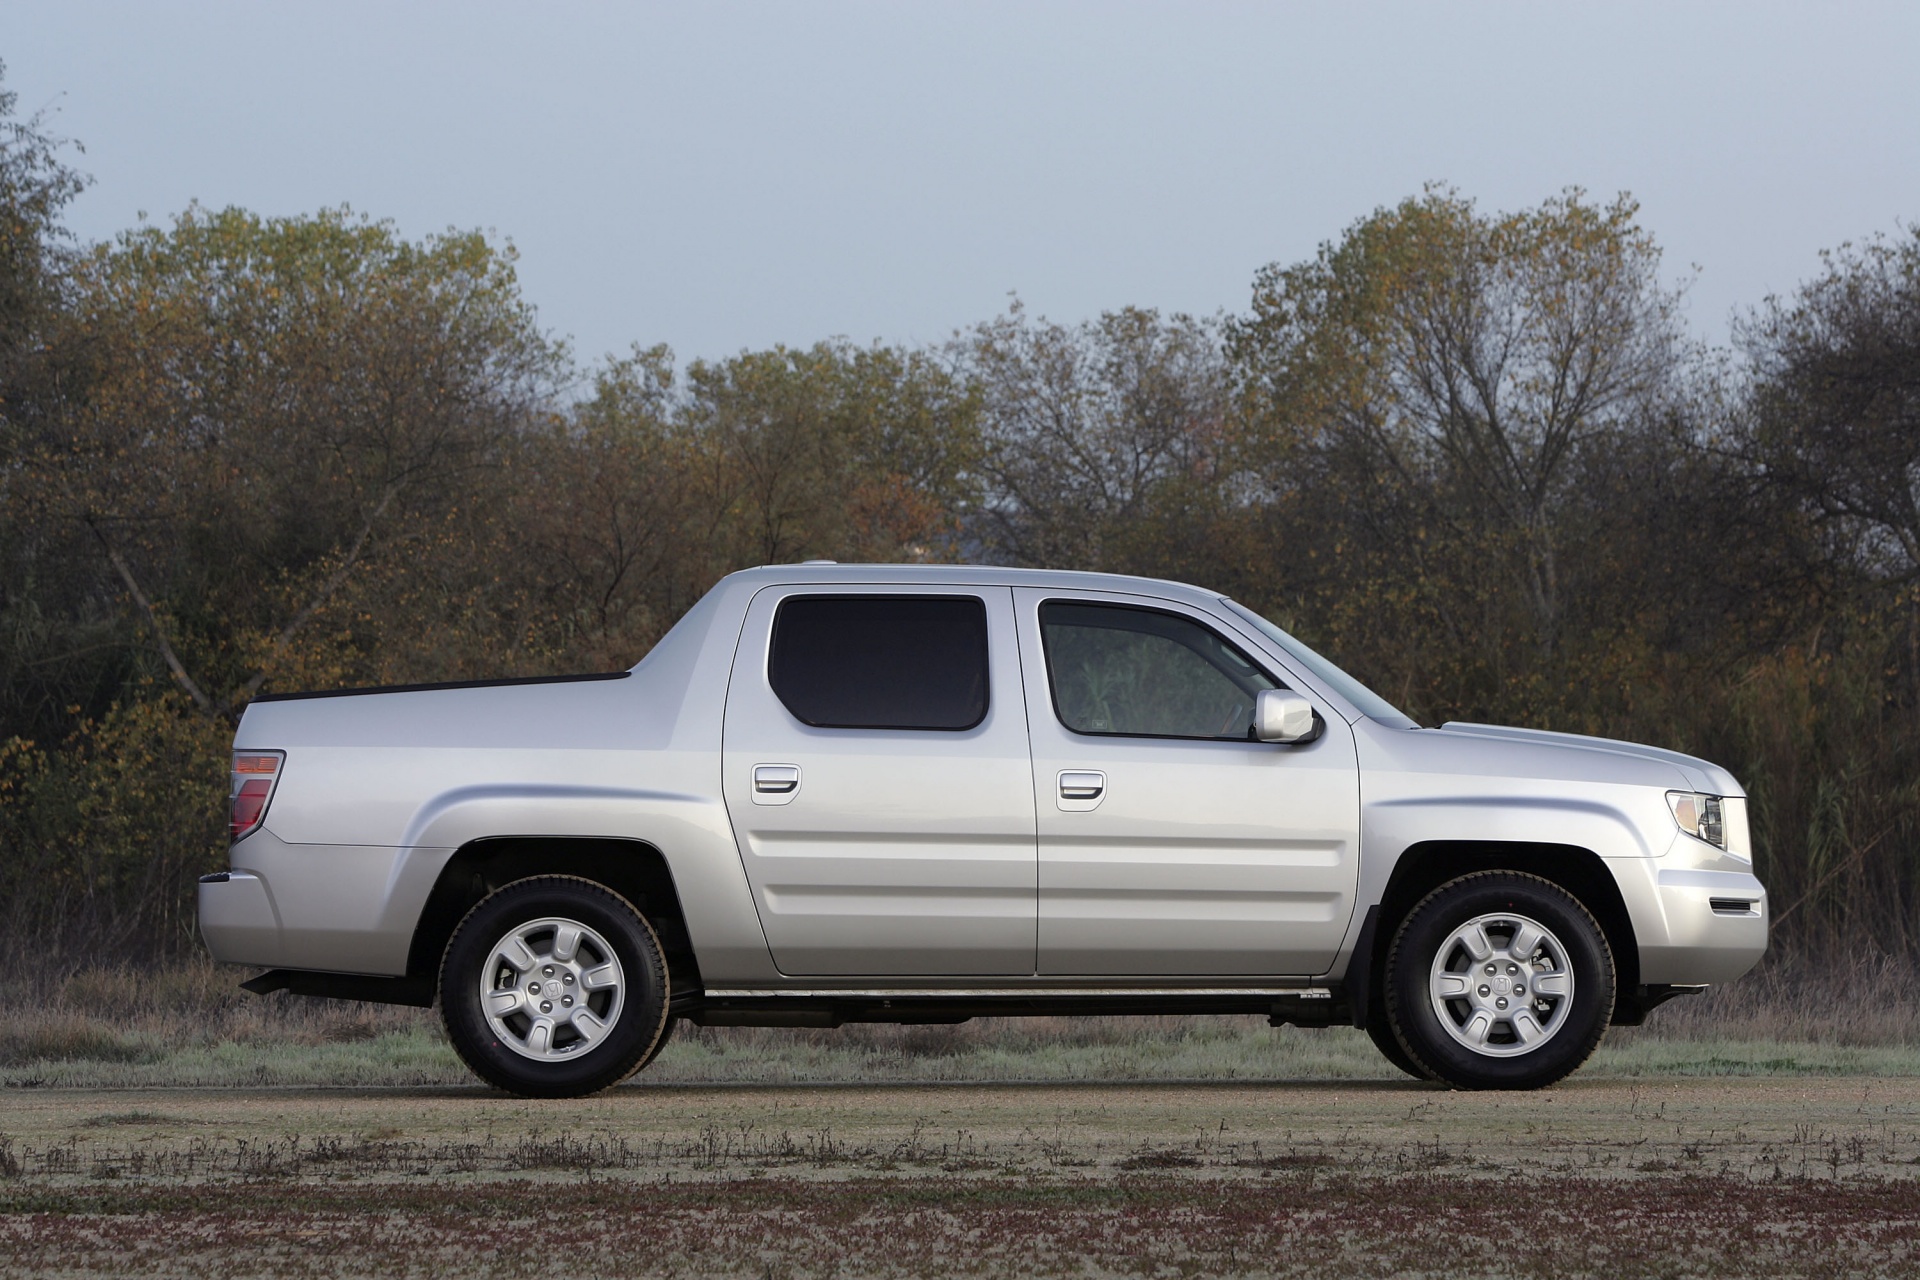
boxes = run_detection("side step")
[237,972,1350,1025]
[689,987,1341,1029]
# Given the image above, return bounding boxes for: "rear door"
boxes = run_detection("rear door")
[1014,588,1361,976]
[721,584,1038,976]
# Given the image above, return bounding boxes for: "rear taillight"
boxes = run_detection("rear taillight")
[230,751,285,841]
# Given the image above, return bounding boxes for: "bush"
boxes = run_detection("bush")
[0,693,228,957]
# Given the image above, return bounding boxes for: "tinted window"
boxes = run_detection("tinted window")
[1041,602,1276,739]
[770,595,990,730]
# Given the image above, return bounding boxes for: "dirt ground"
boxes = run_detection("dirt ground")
[5,1077,1919,1276]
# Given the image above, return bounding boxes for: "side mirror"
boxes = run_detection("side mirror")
[1254,689,1319,744]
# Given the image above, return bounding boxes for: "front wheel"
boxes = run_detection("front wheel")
[1365,1004,1434,1081]
[441,876,671,1098]
[1383,872,1614,1090]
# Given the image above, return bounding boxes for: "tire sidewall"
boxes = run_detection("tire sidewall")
[441,877,669,1098]
[1366,1004,1436,1082]
[1386,873,1613,1090]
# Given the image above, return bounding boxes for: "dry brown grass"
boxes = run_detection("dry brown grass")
[1,951,1913,1086]
[1608,950,1920,1045]
[0,956,428,1069]
[4,1174,1916,1278]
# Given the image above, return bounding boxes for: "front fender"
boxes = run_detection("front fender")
[1365,794,1674,867]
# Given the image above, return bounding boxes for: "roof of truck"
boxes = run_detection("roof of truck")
[722,562,1230,605]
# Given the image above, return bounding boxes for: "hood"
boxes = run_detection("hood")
[1436,722,1744,797]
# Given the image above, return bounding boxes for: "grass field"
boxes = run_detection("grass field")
[2,959,1917,1276]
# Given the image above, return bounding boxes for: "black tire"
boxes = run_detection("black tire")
[638,1015,678,1071]
[1384,872,1614,1091]
[1366,1004,1434,1081]
[441,876,671,1098]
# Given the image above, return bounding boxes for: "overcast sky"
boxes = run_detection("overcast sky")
[5,3,1919,370]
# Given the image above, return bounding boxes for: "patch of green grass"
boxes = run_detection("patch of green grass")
[1,1026,465,1089]
[1591,1037,1920,1078]
[74,1112,184,1128]
[4,1018,1915,1089]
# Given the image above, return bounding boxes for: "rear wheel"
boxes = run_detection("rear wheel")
[1384,872,1613,1090]
[441,876,670,1098]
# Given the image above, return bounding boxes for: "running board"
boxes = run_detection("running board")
[688,986,1339,1028]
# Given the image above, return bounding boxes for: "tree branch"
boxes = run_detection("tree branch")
[88,519,219,718]
[237,481,402,703]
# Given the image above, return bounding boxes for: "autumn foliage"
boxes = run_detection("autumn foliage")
[2,73,1917,959]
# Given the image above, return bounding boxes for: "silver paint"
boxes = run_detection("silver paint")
[196,563,1766,1002]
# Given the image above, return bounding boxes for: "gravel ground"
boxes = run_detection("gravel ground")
[3,1077,1917,1276]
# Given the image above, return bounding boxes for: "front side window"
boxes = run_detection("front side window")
[1040,601,1277,740]
[769,594,989,730]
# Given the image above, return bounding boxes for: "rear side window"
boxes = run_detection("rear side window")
[769,595,990,730]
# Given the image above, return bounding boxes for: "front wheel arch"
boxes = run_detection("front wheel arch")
[1370,841,1639,1015]
[1383,870,1615,1089]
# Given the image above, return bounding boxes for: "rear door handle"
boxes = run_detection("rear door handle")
[753,764,801,805]
[1058,770,1106,806]
[754,765,799,793]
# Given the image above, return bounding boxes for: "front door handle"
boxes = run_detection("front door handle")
[1058,770,1106,802]
[753,764,801,805]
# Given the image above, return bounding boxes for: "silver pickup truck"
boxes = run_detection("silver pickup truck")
[199,564,1767,1096]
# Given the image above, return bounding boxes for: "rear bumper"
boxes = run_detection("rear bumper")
[196,830,451,975]
[197,871,284,967]
[1628,865,1769,985]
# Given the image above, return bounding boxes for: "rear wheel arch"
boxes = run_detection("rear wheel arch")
[408,836,702,1000]
[1370,841,1640,1009]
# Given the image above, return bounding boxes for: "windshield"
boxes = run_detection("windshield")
[1222,600,1420,729]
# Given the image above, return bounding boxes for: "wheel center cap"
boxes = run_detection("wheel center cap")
[1491,975,1513,996]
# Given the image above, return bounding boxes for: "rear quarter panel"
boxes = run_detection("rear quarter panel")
[229,582,782,981]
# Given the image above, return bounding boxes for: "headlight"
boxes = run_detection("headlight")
[1667,791,1752,861]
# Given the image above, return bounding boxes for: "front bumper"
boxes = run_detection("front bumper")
[1629,865,1769,985]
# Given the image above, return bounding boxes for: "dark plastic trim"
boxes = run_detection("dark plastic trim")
[251,670,631,704]
[1611,983,1707,1027]
[240,968,435,1007]
[687,989,1314,1026]
[1344,904,1382,1028]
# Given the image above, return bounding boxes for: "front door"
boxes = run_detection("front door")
[722,585,1038,976]
[1014,588,1361,976]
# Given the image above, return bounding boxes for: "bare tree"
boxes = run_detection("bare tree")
[1229,187,1688,654]
[1740,227,1920,582]
[960,302,1229,569]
